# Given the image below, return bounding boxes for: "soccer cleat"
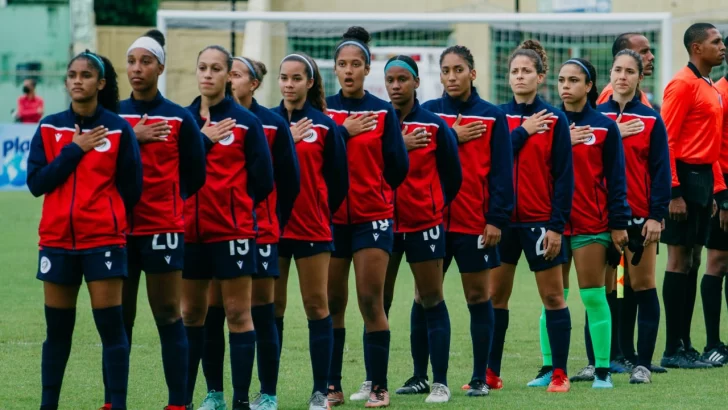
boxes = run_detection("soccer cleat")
[569,365,595,382]
[592,369,613,389]
[250,394,278,410]
[364,386,390,408]
[466,379,490,397]
[327,386,344,407]
[232,400,250,410]
[308,391,328,410]
[526,366,553,387]
[350,381,372,401]
[661,347,712,369]
[609,356,634,373]
[649,363,667,374]
[425,383,451,403]
[546,369,570,393]
[395,376,430,395]
[99,404,112,410]
[700,344,728,367]
[629,365,652,384]
[198,390,227,410]
[460,383,470,391]
[486,368,503,390]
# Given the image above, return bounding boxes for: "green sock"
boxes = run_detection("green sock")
[540,288,569,367]
[580,286,611,368]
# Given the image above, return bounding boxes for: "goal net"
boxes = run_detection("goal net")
[156,11,672,108]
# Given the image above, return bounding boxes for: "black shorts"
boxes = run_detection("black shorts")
[392,224,446,264]
[444,232,500,274]
[278,238,334,260]
[332,220,394,259]
[254,244,279,279]
[706,213,728,251]
[499,225,567,272]
[661,201,712,248]
[183,239,257,280]
[127,233,185,275]
[37,246,128,285]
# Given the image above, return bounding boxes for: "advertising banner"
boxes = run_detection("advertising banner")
[0,123,36,191]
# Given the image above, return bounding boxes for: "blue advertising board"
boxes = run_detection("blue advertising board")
[0,123,36,191]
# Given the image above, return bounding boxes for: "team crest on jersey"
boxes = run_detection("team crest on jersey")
[583,133,597,145]
[219,133,235,146]
[303,129,318,143]
[94,137,112,152]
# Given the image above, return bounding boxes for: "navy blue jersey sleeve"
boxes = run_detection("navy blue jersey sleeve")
[323,123,349,214]
[647,115,672,222]
[547,112,574,233]
[244,118,274,206]
[486,112,515,229]
[178,110,207,200]
[381,106,409,189]
[271,117,300,231]
[27,124,85,197]
[435,122,462,205]
[337,124,351,141]
[603,122,631,229]
[510,126,531,153]
[116,122,143,211]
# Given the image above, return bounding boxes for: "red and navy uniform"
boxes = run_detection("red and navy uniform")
[272,100,348,259]
[119,92,206,274]
[248,98,300,275]
[563,103,630,236]
[499,96,574,272]
[183,96,274,279]
[392,98,462,263]
[422,87,514,273]
[27,105,143,285]
[598,95,671,230]
[326,91,408,257]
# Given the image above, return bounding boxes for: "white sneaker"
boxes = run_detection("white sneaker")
[350,381,372,401]
[308,391,328,410]
[425,383,451,403]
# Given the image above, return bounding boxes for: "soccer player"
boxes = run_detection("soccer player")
[99,30,207,410]
[699,35,728,366]
[597,49,671,383]
[199,56,300,410]
[272,52,349,410]
[422,45,514,397]
[28,50,142,410]
[557,57,630,388]
[325,26,409,408]
[382,55,462,403]
[660,23,727,369]
[182,45,274,410]
[488,40,574,393]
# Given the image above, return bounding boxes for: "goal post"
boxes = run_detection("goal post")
[156,10,672,107]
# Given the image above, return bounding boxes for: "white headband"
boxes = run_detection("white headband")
[127,36,165,65]
[281,54,314,78]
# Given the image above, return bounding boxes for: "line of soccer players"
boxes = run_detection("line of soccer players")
[28,21,728,410]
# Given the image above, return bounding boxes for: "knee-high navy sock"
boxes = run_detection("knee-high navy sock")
[158,319,188,406]
[363,326,371,381]
[93,306,130,410]
[202,306,226,393]
[41,306,75,408]
[366,330,390,390]
[275,316,284,358]
[663,271,687,355]
[309,316,334,394]
[229,331,256,404]
[546,307,571,373]
[634,288,660,368]
[488,308,509,376]
[103,323,132,405]
[607,291,620,360]
[425,301,451,386]
[585,313,595,366]
[185,326,204,404]
[701,275,723,349]
[329,328,345,391]
[682,266,699,349]
[619,285,638,362]
[467,300,494,381]
[253,304,280,396]
[410,301,429,379]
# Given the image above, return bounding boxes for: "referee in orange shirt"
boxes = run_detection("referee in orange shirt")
[660,23,728,369]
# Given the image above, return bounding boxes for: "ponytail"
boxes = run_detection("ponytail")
[68,50,120,113]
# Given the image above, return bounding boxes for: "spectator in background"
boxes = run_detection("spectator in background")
[15,78,44,123]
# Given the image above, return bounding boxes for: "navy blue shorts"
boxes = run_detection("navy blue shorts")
[332,219,394,259]
[183,239,257,280]
[278,238,334,260]
[37,246,128,286]
[500,225,567,272]
[254,244,279,279]
[393,224,446,264]
[444,232,500,274]
[127,233,185,275]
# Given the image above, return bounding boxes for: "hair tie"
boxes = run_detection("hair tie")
[83,52,105,77]
[565,59,591,81]
[127,36,165,65]
[384,60,418,78]
[336,40,371,65]
[234,57,258,80]
[281,54,314,78]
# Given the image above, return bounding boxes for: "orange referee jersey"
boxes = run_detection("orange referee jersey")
[713,76,728,187]
[597,83,652,107]
[661,63,725,193]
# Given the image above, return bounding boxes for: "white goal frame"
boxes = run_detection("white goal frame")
[156,10,673,97]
